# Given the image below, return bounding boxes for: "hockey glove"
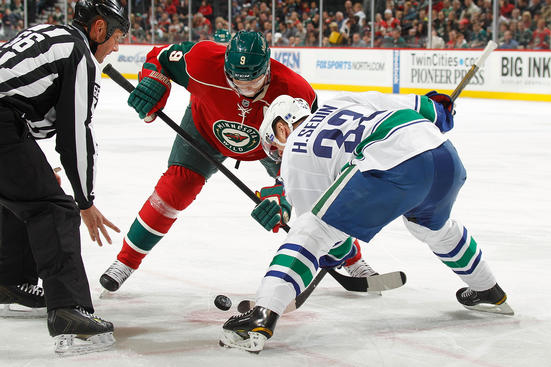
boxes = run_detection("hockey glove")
[128,63,171,122]
[319,237,358,268]
[251,184,291,233]
[426,90,454,133]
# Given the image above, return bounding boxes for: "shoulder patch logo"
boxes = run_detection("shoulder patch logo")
[213,121,260,154]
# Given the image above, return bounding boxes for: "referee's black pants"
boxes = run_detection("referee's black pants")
[0,111,93,312]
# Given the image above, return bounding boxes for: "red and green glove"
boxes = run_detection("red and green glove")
[127,62,171,122]
[251,183,292,233]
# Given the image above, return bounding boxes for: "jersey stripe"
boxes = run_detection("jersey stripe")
[0,24,99,209]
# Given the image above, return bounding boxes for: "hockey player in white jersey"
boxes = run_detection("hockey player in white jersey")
[219,91,513,353]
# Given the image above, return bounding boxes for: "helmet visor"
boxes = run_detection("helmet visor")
[261,133,283,162]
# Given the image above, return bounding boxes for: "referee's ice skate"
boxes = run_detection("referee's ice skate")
[456,283,514,315]
[0,283,46,318]
[219,306,279,353]
[48,306,115,355]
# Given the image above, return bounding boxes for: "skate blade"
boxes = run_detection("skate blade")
[219,330,267,353]
[54,332,115,356]
[463,301,514,316]
[0,304,47,318]
[99,289,112,299]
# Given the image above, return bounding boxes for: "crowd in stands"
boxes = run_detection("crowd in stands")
[1,0,550,49]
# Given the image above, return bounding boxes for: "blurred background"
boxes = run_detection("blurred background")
[1,0,549,49]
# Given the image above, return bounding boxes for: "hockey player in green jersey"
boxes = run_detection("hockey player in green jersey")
[100,31,375,293]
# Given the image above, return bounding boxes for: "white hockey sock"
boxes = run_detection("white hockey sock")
[404,218,496,291]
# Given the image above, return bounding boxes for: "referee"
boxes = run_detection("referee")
[0,0,129,355]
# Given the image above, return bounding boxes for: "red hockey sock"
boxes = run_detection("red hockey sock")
[116,166,205,270]
[117,240,146,270]
[344,239,363,266]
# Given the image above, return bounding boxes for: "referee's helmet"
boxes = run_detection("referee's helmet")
[74,0,130,41]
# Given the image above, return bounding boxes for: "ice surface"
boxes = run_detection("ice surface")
[1,79,550,366]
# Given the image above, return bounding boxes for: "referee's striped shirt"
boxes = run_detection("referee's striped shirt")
[0,24,101,210]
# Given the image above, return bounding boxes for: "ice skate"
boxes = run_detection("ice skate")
[343,258,379,278]
[343,258,382,295]
[48,306,115,355]
[100,260,134,292]
[0,283,46,318]
[456,283,514,315]
[219,306,279,353]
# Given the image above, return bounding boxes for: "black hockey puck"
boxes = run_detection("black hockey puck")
[214,294,232,311]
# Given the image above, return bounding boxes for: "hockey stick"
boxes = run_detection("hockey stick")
[237,270,407,313]
[450,40,497,101]
[102,64,361,292]
[237,267,329,314]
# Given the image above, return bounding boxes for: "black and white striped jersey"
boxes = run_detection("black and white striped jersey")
[0,24,101,209]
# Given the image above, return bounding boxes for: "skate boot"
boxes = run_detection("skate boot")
[456,283,514,315]
[48,306,115,355]
[0,283,46,318]
[100,260,134,292]
[343,258,379,278]
[219,306,279,353]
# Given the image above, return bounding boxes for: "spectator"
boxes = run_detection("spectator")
[499,30,520,48]
[384,27,406,48]
[446,29,458,47]
[328,21,344,46]
[288,35,299,47]
[510,8,521,22]
[341,15,360,44]
[402,1,418,30]
[431,29,446,48]
[406,26,424,47]
[528,0,544,14]
[198,0,213,24]
[351,31,367,47]
[532,18,551,48]
[470,21,488,47]
[455,32,469,47]
[131,20,147,43]
[353,2,367,25]
[53,6,64,24]
[382,8,400,33]
[434,11,447,35]
[295,21,307,44]
[500,0,515,17]
[168,13,184,43]
[461,0,481,19]
[543,0,551,23]
[516,20,534,48]
[303,30,318,46]
[192,12,211,40]
[362,30,371,46]
[274,31,289,46]
[521,11,534,30]
[496,20,509,44]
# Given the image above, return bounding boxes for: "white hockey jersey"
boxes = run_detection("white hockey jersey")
[280,91,448,216]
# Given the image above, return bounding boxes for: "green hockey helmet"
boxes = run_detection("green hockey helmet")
[214,29,231,43]
[225,31,271,81]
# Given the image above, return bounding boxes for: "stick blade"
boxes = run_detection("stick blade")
[327,270,407,292]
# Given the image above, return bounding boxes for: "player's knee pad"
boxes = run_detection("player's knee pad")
[151,165,206,214]
[403,217,464,253]
[286,212,349,260]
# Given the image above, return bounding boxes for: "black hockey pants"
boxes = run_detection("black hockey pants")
[0,109,93,312]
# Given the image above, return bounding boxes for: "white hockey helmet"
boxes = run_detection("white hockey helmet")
[259,95,311,161]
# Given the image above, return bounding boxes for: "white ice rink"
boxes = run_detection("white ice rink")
[1,79,550,367]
